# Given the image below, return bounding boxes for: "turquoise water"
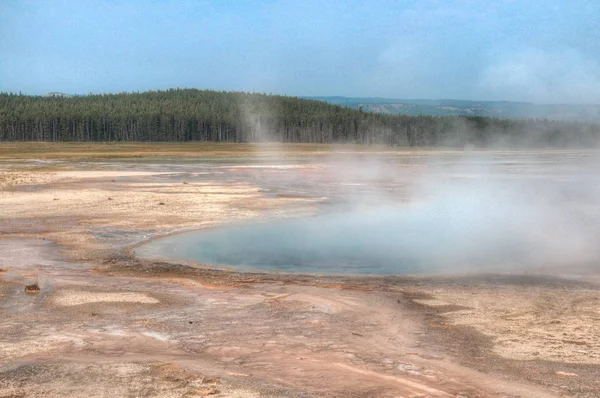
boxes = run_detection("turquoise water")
[137,215,430,274]
[135,193,537,275]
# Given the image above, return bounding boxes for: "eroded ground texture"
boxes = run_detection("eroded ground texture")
[0,144,599,397]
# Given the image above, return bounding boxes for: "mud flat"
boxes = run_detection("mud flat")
[0,143,599,397]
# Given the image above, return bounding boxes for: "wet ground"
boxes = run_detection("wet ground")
[0,146,599,397]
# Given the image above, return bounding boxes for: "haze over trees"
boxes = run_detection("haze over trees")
[309,97,600,122]
[1,89,599,148]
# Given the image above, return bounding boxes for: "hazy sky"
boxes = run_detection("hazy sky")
[1,0,600,103]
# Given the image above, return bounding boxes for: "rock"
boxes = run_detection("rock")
[397,363,422,376]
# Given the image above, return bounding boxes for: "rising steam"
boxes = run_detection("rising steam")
[139,150,600,275]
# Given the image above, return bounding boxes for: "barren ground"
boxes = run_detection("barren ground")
[0,143,598,397]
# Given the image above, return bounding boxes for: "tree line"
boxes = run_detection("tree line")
[1,88,599,147]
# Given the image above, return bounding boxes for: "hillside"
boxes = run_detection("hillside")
[1,89,600,147]
[309,97,600,122]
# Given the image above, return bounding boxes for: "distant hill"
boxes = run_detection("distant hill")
[307,97,600,122]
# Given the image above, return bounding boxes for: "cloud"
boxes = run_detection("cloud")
[478,48,600,103]
[369,42,431,97]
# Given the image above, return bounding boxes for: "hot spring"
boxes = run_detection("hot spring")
[136,180,599,275]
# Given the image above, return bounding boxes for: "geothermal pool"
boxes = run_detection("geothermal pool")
[137,213,425,275]
[136,180,597,275]
[136,214,446,275]
[136,152,600,275]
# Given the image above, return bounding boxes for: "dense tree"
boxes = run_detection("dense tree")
[1,89,599,147]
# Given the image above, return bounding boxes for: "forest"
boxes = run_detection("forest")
[1,89,599,147]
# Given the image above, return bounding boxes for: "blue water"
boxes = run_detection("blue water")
[135,192,541,275]
[137,215,429,274]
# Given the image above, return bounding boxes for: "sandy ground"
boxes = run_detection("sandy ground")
[413,285,600,365]
[0,147,599,397]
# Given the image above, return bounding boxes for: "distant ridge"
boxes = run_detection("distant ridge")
[307,97,600,122]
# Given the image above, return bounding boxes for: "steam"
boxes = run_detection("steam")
[140,150,600,276]
[253,153,600,274]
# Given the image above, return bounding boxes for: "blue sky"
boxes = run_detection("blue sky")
[1,0,599,103]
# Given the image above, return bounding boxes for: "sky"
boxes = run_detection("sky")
[1,0,600,103]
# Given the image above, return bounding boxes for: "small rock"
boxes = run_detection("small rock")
[398,363,422,375]
[25,283,40,294]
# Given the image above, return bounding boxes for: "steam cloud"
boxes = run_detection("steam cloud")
[140,150,600,276]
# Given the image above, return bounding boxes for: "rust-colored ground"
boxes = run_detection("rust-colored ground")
[0,144,598,397]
